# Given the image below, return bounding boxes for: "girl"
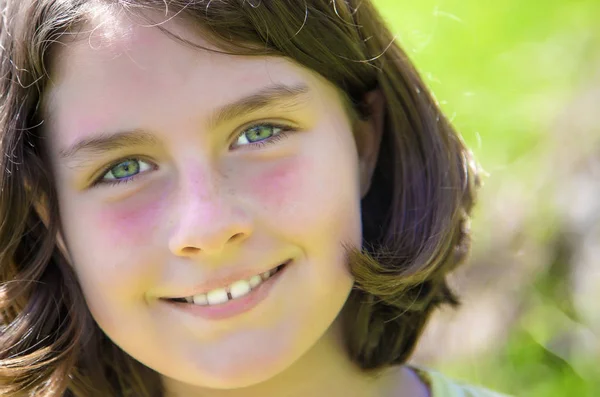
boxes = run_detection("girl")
[0,1,508,396]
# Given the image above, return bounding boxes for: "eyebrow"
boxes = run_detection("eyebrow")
[58,83,311,161]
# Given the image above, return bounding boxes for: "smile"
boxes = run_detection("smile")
[169,261,288,306]
[166,259,291,306]
[163,259,292,321]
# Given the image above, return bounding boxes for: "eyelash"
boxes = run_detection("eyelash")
[91,122,295,188]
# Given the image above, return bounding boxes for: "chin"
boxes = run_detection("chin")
[159,339,302,391]
[197,363,287,389]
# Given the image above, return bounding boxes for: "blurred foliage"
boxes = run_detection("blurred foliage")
[375,0,599,168]
[373,1,600,396]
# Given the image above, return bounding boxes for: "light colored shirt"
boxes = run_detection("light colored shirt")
[411,367,513,397]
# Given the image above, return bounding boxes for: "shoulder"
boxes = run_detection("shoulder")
[409,366,514,397]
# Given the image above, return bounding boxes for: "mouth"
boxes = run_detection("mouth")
[166,260,290,306]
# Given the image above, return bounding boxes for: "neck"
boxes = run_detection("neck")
[161,315,418,397]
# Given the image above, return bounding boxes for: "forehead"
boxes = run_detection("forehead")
[44,10,328,107]
[41,9,341,151]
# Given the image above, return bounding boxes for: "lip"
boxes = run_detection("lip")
[161,260,289,320]
[162,258,293,299]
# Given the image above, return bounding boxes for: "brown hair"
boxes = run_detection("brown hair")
[0,1,482,396]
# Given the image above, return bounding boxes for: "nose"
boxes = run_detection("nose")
[168,167,253,257]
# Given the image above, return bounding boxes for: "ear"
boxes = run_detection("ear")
[355,89,385,199]
[33,195,73,265]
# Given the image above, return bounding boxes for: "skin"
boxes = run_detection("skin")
[42,10,429,397]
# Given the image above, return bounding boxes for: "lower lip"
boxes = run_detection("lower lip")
[162,261,290,321]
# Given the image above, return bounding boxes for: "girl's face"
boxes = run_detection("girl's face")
[43,13,380,391]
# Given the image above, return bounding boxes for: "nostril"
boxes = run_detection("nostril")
[181,246,201,255]
[172,231,249,256]
[230,233,245,242]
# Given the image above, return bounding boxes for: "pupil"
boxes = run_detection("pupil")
[249,126,272,141]
[113,160,139,178]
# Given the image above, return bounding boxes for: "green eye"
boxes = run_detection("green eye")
[92,122,294,188]
[102,159,152,182]
[235,124,284,146]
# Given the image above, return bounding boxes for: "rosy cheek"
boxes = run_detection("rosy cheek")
[95,194,165,248]
[248,158,305,209]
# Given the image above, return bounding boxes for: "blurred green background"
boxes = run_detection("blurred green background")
[373,1,600,396]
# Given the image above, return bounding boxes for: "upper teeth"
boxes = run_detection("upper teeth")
[184,267,279,306]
